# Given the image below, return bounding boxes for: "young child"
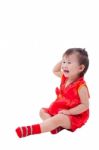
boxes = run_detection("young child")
[16,48,90,138]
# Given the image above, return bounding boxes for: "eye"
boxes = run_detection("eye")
[62,61,66,64]
[68,61,71,64]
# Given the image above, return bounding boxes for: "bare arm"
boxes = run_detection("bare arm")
[59,86,89,115]
[53,61,62,77]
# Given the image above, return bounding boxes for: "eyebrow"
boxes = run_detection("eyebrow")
[63,57,71,61]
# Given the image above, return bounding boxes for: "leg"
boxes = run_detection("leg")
[15,114,71,138]
[40,114,71,132]
[39,108,64,134]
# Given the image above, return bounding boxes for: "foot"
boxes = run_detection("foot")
[15,126,32,138]
[51,127,64,134]
[16,127,23,138]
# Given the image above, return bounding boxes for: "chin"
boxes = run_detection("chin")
[63,72,69,77]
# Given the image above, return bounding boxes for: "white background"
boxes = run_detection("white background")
[0,0,98,149]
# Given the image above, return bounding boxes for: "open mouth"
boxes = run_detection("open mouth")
[63,69,69,73]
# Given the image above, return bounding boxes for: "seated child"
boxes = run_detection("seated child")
[16,48,90,138]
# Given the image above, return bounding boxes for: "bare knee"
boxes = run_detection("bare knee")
[53,114,71,129]
[39,108,51,120]
[39,108,45,117]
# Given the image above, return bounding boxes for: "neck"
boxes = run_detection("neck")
[69,75,80,81]
[66,76,80,87]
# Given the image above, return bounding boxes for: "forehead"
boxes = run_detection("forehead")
[63,53,79,61]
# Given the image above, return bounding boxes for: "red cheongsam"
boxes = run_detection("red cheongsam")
[45,74,90,132]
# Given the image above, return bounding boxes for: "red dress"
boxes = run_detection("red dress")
[44,75,89,132]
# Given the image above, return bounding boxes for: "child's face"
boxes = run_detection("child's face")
[61,53,84,79]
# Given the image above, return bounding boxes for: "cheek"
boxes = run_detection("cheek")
[75,67,81,73]
[72,66,79,72]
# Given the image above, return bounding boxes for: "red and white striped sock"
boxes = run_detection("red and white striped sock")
[15,124,41,138]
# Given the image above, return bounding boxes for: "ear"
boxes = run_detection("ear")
[79,64,85,73]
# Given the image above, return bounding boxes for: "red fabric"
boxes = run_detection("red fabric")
[47,74,90,131]
[68,110,89,132]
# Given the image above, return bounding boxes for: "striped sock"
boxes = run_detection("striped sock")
[15,124,41,138]
[51,127,64,134]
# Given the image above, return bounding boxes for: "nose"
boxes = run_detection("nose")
[62,62,68,68]
[61,65,68,70]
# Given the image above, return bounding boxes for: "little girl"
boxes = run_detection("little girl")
[16,48,90,138]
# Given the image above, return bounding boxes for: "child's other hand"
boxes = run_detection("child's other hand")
[58,109,70,115]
